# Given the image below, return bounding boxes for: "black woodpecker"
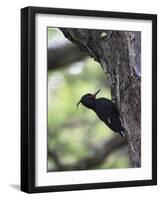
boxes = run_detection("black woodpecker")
[77,89,126,137]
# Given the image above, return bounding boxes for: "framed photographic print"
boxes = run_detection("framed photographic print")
[21,6,157,193]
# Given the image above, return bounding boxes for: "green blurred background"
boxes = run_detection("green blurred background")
[47,28,130,171]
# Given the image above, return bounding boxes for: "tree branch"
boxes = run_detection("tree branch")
[48,42,87,70]
[48,135,127,171]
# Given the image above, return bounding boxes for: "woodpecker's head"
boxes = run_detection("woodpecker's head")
[77,89,101,110]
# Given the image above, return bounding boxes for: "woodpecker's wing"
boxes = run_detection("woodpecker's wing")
[96,98,120,117]
[95,98,123,134]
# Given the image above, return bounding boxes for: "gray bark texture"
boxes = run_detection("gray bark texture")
[60,28,141,167]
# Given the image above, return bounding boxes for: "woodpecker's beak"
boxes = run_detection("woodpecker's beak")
[93,89,101,98]
[77,99,82,110]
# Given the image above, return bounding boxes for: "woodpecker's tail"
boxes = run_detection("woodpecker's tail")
[119,127,136,153]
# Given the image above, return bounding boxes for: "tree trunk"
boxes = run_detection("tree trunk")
[60,28,141,167]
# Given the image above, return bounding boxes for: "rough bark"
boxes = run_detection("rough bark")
[60,28,141,167]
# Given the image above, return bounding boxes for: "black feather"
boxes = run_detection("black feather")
[77,92,126,137]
